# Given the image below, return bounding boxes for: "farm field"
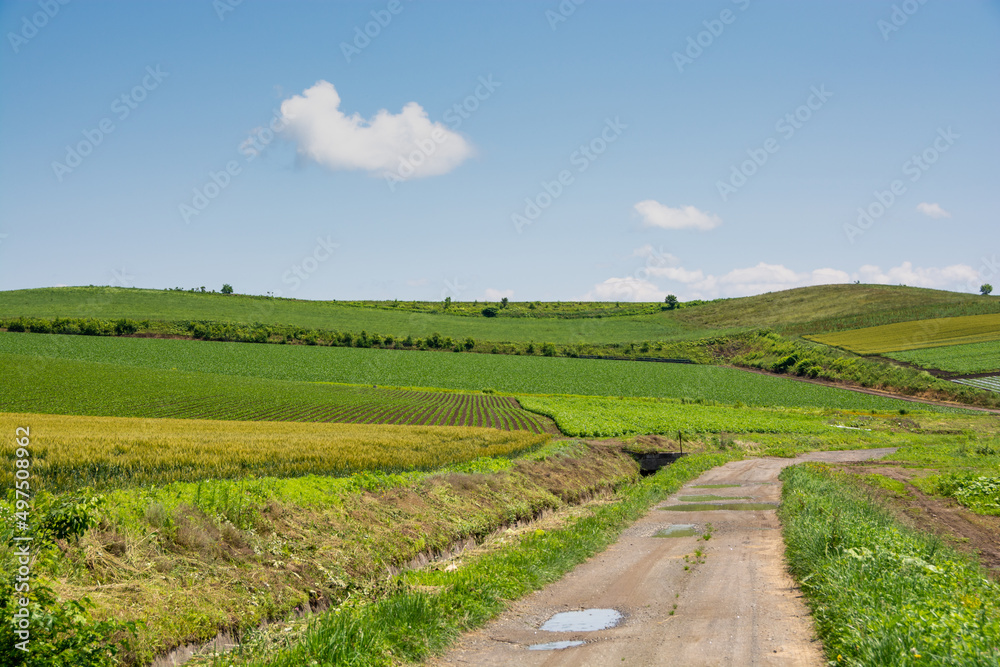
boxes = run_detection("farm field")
[954,375,1000,395]
[886,339,1000,374]
[0,333,966,412]
[0,412,547,493]
[0,353,552,432]
[807,312,1000,354]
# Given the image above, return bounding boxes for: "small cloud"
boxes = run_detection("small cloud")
[916,202,951,219]
[484,288,514,301]
[279,81,473,177]
[634,200,721,231]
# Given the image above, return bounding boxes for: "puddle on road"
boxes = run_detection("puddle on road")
[540,609,622,632]
[679,494,751,502]
[653,524,698,538]
[690,484,742,489]
[660,502,778,512]
[528,640,586,651]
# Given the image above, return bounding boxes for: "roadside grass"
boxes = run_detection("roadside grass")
[885,340,1000,375]
[779,463,1000,666]
[0,335,970,412]
[204,451,739,667]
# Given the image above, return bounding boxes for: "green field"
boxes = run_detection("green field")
[807,313,1000,354]
[886,339,1000,374]
[0,333,962,412]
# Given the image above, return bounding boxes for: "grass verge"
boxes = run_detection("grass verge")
[207,451,738,666]
[779,463,1000,666]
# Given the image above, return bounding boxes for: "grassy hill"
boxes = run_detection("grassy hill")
[1,284,996,345]
[671,284,1000,334]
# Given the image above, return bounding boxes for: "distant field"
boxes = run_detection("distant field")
[0,412,547,492]
[886,340,1000,374]
[0,287,711,344]
[806,313,1000,354]
[0,334,963,413]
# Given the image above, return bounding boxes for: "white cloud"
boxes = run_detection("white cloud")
[583,277,667,302]
[484,288,514,301]
[916,202,951,219]
[583,261,977,301]
[279,81,473,177]
[633,200,721,231]
[856,261,977,288]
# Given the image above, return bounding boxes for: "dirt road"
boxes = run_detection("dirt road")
[432,448,896,667]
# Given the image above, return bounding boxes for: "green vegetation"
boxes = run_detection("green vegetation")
[0,334,966,412]
[780,463,1000,666]
[807,313,1000,354]
[204,452,738,666]
[886,340,1000,374]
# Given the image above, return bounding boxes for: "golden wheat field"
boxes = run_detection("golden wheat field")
[806,313,1000,354]
[0,412,549,492]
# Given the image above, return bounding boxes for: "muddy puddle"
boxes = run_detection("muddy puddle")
[653,524,698,538]
[660,502,778,512]
[540,608,622,632]
[528,640,586,651]
[679,494,751,502]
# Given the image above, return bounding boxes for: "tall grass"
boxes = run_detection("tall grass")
[779,464,1000,666]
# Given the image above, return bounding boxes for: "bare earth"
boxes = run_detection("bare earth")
[432,448,896,667]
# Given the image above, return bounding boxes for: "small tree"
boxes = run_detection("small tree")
[500,297,509,309]
[481,306,499,318]
[981,284,993,296]
[444,296,451,308]
[221,283,234,295]
[664,294,679,309]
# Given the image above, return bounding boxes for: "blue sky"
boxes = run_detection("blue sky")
[1,0,998,302]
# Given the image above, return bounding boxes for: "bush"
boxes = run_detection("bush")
[481,307,499,318]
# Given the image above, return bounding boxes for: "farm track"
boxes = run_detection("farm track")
[434,448,896,667]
